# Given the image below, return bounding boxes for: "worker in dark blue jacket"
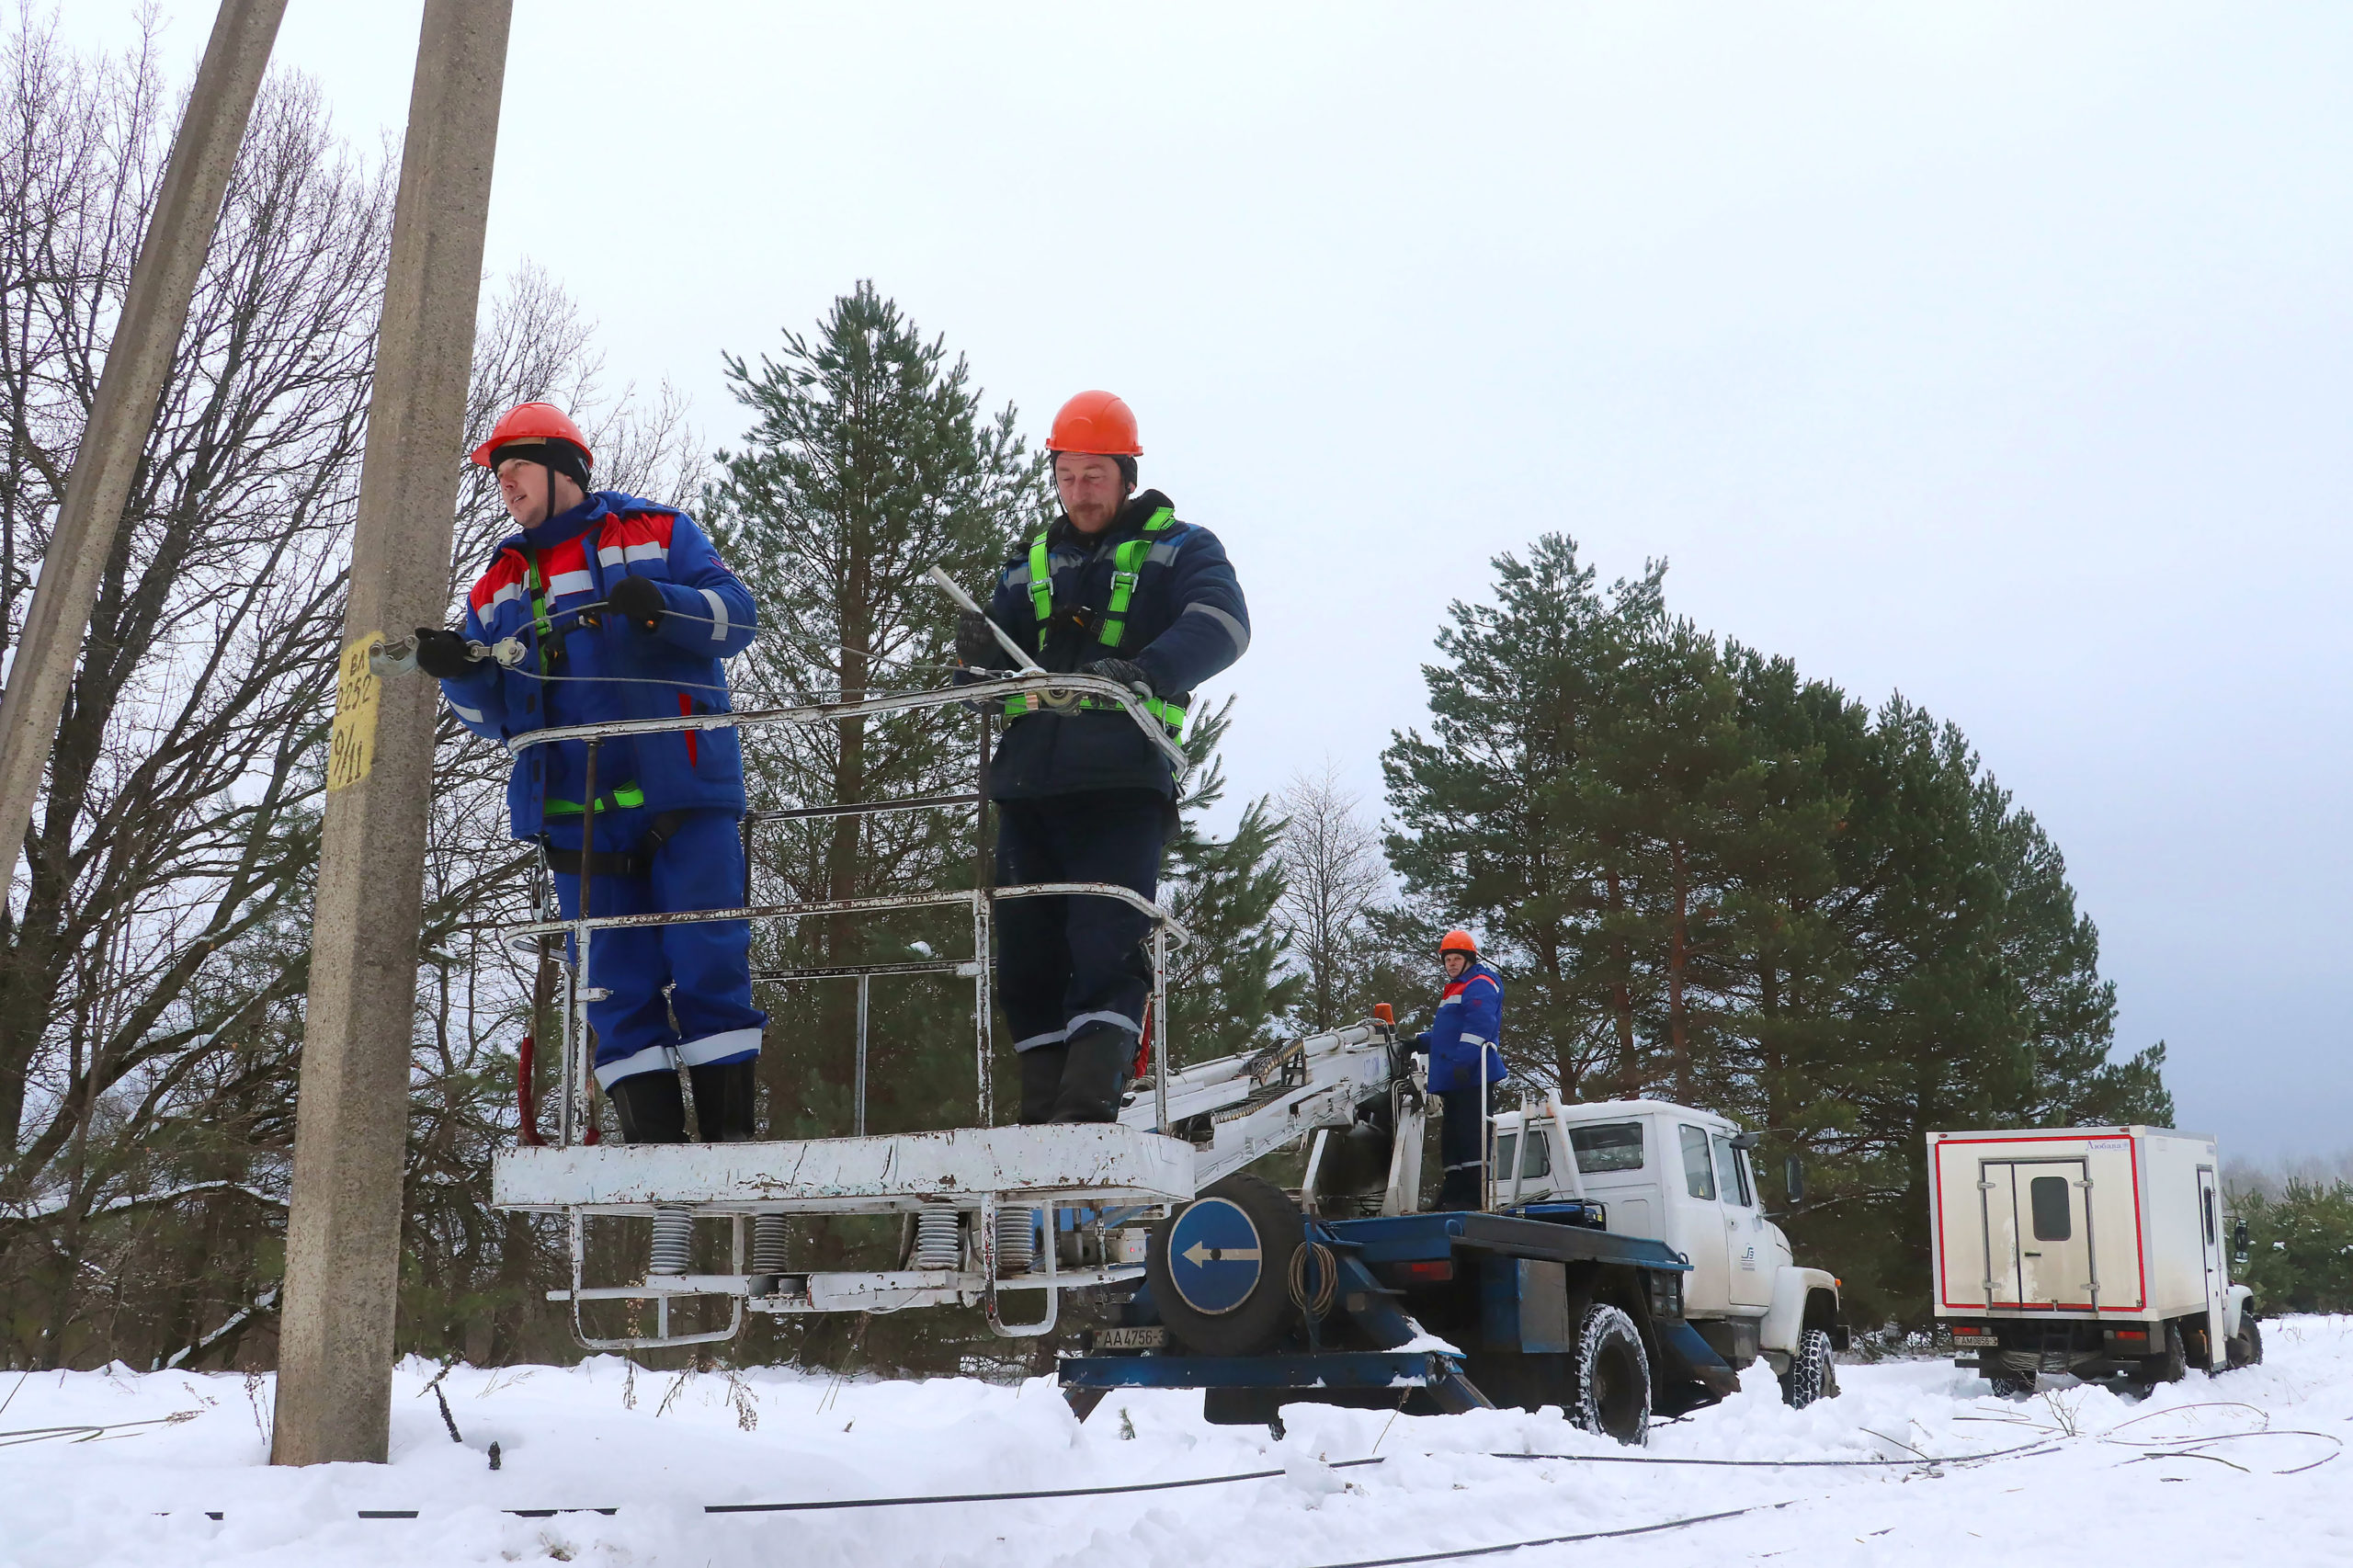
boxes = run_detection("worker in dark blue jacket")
[415,403,767,1147]
[1417,929,1506,1210]
[955,391,1250,1122]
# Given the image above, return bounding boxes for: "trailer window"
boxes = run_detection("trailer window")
[2029,1176,2072,1242]
[1570,1121,1643,1173]
[1712,1132,1753,1207]
[1679,1125,1716,1200]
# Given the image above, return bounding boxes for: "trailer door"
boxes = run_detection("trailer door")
[2196,1165,2227,1369]
[1982,1159,2097,1309]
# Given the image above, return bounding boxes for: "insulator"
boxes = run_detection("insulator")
[913,1206,962,1270]
[648,1205,692,1277]
[752,1214,790,1274]
[995,1207,1037,1274]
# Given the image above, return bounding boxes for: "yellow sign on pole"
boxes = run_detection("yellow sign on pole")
[326,632,382,791]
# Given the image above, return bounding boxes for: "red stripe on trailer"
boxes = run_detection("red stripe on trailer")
[1932,1131,2147,1313]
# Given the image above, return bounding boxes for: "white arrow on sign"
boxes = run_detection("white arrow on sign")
[1183,1242,1262,1267]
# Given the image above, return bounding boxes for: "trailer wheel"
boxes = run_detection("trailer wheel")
[1147,1173,1305,1358]
[1986,1371,2037,1398]
[1569,1303,1650,1447]
[1779,1327,1837,1410]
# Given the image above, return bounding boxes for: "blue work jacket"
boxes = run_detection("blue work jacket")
[435,492,758,837]
[979,490,1250,799]
[1418,960,1507,1093]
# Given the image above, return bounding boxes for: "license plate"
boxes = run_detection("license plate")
[1950,1334,1998,1348]
[1092,1325,1167,1351]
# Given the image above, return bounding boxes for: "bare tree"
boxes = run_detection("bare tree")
[0,11,689,1369]
[1275,762,1389,1032]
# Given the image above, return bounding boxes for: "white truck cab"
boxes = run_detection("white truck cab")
[1489,1098,1847,1404]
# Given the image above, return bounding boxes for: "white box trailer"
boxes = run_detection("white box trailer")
[1927,1125,2261,1392]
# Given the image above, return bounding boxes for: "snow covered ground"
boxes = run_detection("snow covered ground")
[6,1316,2348,1567]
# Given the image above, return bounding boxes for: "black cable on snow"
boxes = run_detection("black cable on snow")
[1296,1499,1802,1568]
[1491,1435,2063,1469]
[703,1456,1389,1514]
[142,1437,2065,1521]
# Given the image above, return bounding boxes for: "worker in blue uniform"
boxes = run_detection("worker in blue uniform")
[1418,928,1506,1210]
[415,402,767,1145]
[955,391,1250,1123]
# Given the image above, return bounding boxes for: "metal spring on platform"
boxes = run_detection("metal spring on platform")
[649,1206,692,1276]
[995,1207,1037,1274]
[913,1206,961,1270]
[751,1215,789,1275]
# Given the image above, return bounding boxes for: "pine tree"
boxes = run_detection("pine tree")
[705,282,1051,1142]
[1381,533,2171,1325]
[1163,699,1300,1067]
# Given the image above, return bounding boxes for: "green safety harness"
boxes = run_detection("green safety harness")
[1003,506,1188,737]
[526,546,645,817]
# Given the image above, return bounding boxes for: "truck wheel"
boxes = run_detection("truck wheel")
[1569,1303,1650,1447]
[2226,1315,2264,1369]
[1779,1327,1837,1410]
[1986,1371,2036,1398]
[1146,1173,1306,1358]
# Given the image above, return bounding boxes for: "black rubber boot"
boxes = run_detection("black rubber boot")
[1018,1043,1069,1126]
[1050,1025,1132,1124]
[688,1058,758,1142]
[608,1069,688,1144]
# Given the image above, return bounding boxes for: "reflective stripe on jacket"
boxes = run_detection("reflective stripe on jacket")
[434,492,757,836]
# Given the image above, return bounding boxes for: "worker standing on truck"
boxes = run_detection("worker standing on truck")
[956,391,1251,1124]
[1418,929,1506,1209]
[415,402,767,1146]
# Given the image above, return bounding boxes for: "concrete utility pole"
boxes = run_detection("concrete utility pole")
[0,0,287,876]
[273,0,512,1467]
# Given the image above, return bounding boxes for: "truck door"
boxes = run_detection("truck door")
[1714,1131,1773,1308]
[2196,1165,2227,1369]
[1982,1159,2096,1308]
[1677,1123,1733,1312]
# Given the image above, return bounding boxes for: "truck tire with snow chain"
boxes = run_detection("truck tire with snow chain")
[1779,1326,1838,1409]
[1569,1302,1650,1447]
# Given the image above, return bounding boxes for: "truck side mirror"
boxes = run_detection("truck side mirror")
[2232,1216,2250,1267]
[1729,1131,1762,1152]
[1784,1155,1805,1206]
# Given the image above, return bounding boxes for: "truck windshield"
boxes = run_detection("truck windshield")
[1679,1125,1716,1200]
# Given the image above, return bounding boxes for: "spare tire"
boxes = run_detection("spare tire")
[1148,1173,1306,1357]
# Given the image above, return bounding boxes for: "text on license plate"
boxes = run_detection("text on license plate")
[1093,1326,1168,1351]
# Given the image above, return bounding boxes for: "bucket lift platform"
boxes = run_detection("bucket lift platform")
[484,672,1218,1350]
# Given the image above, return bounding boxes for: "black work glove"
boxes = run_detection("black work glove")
[606,572,665,632]
[1083,657,1154,696]
[414,627,480,679]
[955,611,1002,669]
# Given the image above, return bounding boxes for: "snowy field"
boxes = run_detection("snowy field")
[6,1316,2348,1568]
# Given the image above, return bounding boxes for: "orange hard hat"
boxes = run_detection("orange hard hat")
[1438,929,1478,956]
[1046,390,1142,456]
[471,402,594,471]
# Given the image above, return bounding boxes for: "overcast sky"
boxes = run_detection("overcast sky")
[63,3,2353,1163]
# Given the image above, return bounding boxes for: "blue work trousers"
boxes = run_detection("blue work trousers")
[549,808,767,1090]
[994,790,1167,1056]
